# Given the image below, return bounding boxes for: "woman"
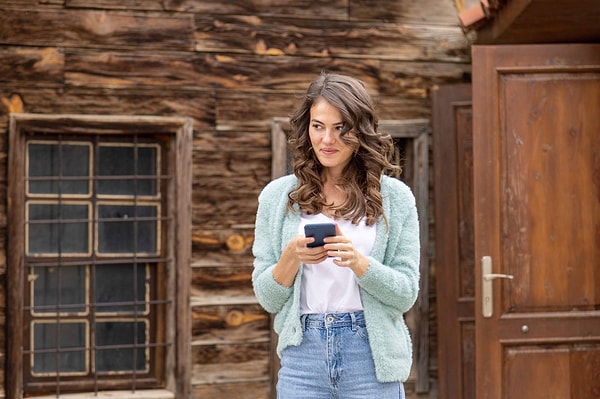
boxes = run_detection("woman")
[252,72,420,399]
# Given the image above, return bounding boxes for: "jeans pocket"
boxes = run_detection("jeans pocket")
[354,324,370,341]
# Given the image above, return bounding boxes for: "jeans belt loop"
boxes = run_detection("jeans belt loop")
[300,313,308,330]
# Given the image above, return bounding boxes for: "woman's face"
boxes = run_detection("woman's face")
[308,98,355,176]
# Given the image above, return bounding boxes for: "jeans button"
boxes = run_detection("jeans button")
[327,316,334,323]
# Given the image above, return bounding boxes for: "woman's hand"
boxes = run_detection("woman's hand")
[272,235,328,287]
[295,235,330,265]
[323,224,370,277]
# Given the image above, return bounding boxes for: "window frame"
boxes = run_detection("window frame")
[8,113,193,399]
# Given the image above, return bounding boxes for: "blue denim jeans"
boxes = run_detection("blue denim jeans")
[277,312,406,399]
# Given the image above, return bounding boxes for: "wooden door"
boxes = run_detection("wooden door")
[432,84,475,399]
[472,44,600,399]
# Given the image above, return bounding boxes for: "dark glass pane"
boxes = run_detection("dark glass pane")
[97,205,157,254]
[32,265,86,314]
[95,264,147,313]
[96,321,147,372]
[33,322,86,374]
[28,143,90,195]
[97,146,158,196]
[28,204,89,254]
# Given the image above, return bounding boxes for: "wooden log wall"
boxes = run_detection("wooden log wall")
[0,1,471,398]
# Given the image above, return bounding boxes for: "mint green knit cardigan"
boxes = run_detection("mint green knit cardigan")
[252,174,420,382]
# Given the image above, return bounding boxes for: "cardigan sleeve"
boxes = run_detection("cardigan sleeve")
[251,178,295,314]
[357,179,421,314]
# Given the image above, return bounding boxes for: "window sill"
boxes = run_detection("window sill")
[29,390,175,399]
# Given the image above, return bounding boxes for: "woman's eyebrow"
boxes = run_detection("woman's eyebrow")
[310,118,344,126]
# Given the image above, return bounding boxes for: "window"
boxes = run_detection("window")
[8,114,192,398]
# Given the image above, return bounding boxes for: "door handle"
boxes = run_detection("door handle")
[484,273,515,281]
[482,256,513,318]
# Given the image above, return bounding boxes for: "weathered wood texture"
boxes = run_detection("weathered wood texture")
[0,1,470,398]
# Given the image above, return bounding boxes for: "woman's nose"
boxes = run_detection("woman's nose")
[323,129,336,144]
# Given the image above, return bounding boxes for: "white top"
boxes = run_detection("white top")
[299,213,376,314]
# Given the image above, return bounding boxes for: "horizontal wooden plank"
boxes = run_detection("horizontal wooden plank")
[192,290,258,308]
[192,328,269,347]
[380,60,471,97]
[191,292,259,307]
[0,8,194,51]
[192,197,260,228]
[192,265,254,290]
[0,0,39,5]
[23,390,175,399]
[376,97,433,121]
[0,86,215,128]
[73,0,350,17]
[64,50,382,91]
[192,380,270,399]
[191,312,271,384]
[0,47,64,86]
[215,92,298,131]
[195,15,470,62]
[190,251,255,269]
[192,358,270,385]
[191,228,254,253]
[65,50,202,89]
[191,170,265,189]
[191,303,269,342]
[193,130,270,151]
[350,0,459,24]
[65,0,165,11]
[188,0,348,17]
[194,149,271,176]
[191,172,268,195]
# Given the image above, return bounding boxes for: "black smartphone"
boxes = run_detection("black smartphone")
[304,223,336,248]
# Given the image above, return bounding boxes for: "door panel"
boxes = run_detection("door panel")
[504,75,598,313]
[472,44,600,399]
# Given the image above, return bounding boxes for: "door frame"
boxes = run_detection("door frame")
[432,84,474,399]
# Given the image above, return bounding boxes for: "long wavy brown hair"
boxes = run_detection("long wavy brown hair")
[287,72,400,226]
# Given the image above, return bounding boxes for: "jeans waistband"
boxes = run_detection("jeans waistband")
[300,311,365,330]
